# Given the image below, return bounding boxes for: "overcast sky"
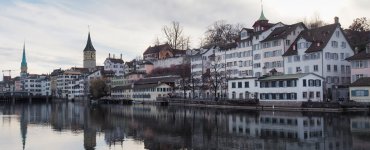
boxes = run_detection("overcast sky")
[0,0,368,78]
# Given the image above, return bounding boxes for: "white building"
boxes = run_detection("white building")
[24,75,48,96]
[228,73,324,102]
[67,77,86,100]
[104,54,125,76]
[132,83,173,102]
[41,78,51,96]
[283,19,353,100]
[56,70,81,99]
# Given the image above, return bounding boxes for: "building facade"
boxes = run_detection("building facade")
[83,32,97,71]
[228,73,324,102]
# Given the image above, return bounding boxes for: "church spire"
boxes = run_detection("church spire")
[21,42,27,67]
[258,0,268,21]
[83,31,96,51]
[20,42,28,78]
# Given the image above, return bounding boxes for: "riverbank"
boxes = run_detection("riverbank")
[161,98,370,112]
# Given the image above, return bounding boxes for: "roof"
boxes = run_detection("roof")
[219,42,238,50]
[83,32,96,51]
[135,76,179,85]
[350,77,370,87]
[143,43,172,55]
[111,85,132,91]
[258,73,323,81]
[346,51,370,61]
[106,58,124,64]
[261,22,306,42]
[133,84,160,89]
[283,24,339,56]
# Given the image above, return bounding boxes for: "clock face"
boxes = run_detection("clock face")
[84,52,95,60]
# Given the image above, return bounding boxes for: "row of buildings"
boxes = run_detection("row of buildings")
[1,7,370,102]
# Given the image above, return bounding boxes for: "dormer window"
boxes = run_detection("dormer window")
[317,42,321,47]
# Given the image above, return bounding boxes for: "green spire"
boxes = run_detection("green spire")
[258,1,268,21]
[21,43,27,67]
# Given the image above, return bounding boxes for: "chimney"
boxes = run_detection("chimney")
[109,53,110,58]
[334,16,339,24]
[120,54,122,59]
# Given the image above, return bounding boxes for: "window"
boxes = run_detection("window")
[296,67,301,73]
[327,65,331,72]
[341,42,346,48]
[303,79,307,87]
[303,92,307,98]
[286,40,290,45]
[334,65,338,72]
[316,92,320,98]
[314,65,318,72]
[232,82,236,88]
[331,41,338,48]
[238,82,242,88]
[309,92,314,99]
[351,90,369,97]
[336,31,340,37]
[244,82,249,88]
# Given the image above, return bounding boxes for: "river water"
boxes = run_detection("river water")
[0,102,369,150]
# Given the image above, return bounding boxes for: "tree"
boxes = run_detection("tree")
[302,13,327,29]
[349,17,370,32]
[345,17,370,52]
[89,78,109,99]
[202,20,243,47]
[203,55,225,100]
[176,63,191,98]
[162,21,191,50]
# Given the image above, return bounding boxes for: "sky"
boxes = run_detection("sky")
[0,0,368,79]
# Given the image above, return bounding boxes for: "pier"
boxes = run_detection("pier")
[0,92,52,103]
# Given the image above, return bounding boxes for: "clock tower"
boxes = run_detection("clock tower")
[83,32,96,71]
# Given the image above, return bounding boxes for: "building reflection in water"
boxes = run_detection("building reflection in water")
[0,102,369,150]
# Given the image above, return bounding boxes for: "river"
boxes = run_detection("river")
[0,102,369,150]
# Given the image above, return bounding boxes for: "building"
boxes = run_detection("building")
[282,18,353,100]
[67,77,86,100]
[346,43,370,82]
[349,77,370,102]
[228,73,324,102]
[56,70,81,99]
[41,78,51,96]
[24,75,49,96]
[124,59,153,75]
[83,32,97,71]
[143,43,186,62]
[104,54,125,76]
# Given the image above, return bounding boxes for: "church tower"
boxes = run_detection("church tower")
[83,32,96,71]
[20,43,28,78]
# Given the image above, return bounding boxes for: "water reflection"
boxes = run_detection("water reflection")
[0,103,369,150]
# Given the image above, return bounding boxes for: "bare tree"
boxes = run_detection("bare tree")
[153,36,161,45]
[202,20,244,47]
[345,17,370,52]
[349,17,370,32]
[302,13,327,29]
[162,21,191,50]
[202,54,225,100]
